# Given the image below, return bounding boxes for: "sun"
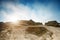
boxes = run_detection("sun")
[9,16,18,22]
[6,15,19,23]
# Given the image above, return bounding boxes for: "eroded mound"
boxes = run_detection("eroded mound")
[25,27,52,37]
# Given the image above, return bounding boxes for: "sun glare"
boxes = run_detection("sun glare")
[6,15,19,23]
[9,16,18,22]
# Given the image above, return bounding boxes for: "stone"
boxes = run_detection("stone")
[25,27,48,36]
[45,21,59,27]
[19,20,42,26]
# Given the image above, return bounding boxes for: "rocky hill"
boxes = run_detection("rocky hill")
[0,20,60,40]
[45,21,60,27]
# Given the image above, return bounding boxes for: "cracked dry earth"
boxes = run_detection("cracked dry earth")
[0,25,60,40]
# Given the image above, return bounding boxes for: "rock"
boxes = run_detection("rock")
[0,22,6,31]
[0,22,10,40]
[45,21,59,27]
[58,23,60,27]
[25,27,49,36]
[35,22,42,25]
[25,27,53,40]
[19,20,42,26]
[0,21,54,40]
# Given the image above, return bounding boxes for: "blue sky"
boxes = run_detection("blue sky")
[0,0,60,23]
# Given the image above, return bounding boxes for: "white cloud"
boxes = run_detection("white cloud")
[1,3,33,22]
[32,3,53,23]
[1,2,53,24]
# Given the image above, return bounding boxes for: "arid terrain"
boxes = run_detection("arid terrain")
[0,20,60,40]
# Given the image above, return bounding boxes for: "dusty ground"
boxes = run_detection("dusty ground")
[0,25,60,40]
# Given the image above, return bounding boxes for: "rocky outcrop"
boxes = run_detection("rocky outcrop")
[25,27,48,36]
[19,20,42,26]
[25,27,53,40]
[0,22,6,31]
[45,21,60,27]
[35,22,42,25]
[1,20,58,40]
[58,23,60,27]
